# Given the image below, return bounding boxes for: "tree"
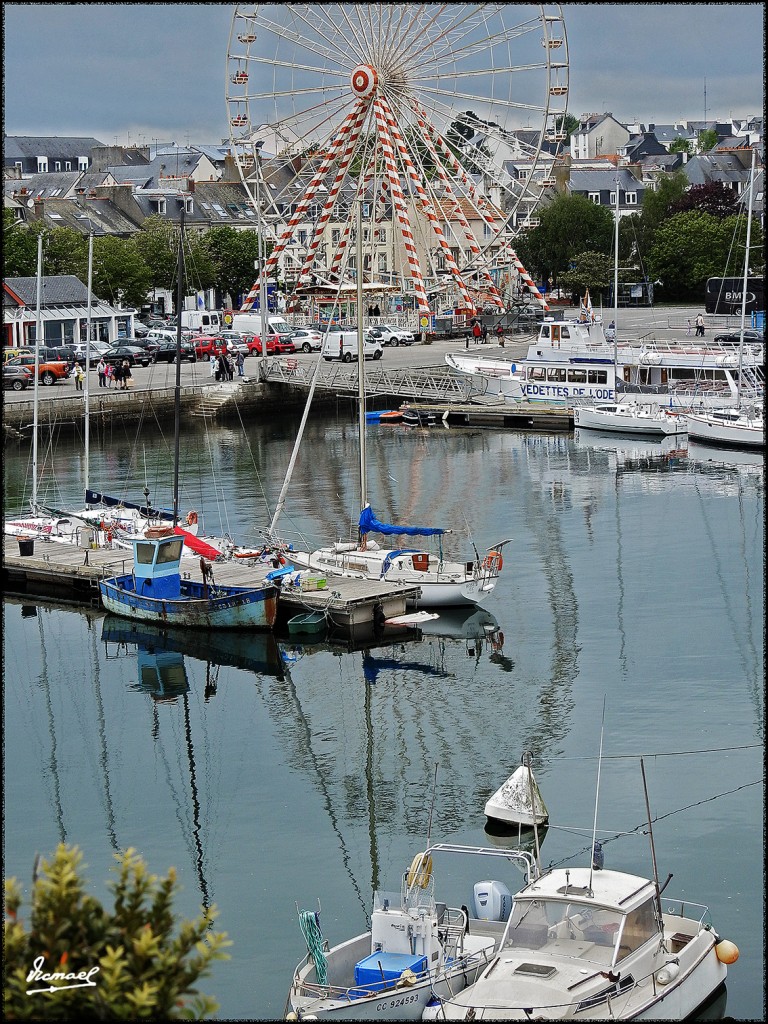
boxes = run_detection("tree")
[651,208,765,299]
[696,128,718,152]
[4,844,229,1020]
[203,226,262,307]
[668,137,692,154]
[557,250,612,294]
[134,216,178,291]
[91,235,153,310]
[640,171,688,232]
[31,223,88,277]
[669,180,738,219]
[515,194,614,282]
[3,210,39,277]
[554,113,579,142]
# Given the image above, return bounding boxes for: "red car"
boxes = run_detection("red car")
[250,335,296,355]
[192,335,221,358]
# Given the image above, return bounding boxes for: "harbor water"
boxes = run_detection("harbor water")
[3,409,764,1019]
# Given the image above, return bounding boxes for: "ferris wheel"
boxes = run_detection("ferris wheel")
[226,4,569,315]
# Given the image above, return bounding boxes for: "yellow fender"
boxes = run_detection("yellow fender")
[406,852,432,889]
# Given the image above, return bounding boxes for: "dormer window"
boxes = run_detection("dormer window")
[78,157,89,171]
[37,157,49,173]
[152,197,167,215]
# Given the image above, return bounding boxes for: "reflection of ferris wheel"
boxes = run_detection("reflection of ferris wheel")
[226,5,569,314]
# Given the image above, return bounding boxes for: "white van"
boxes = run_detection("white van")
[180,310,221,333]
[230,313,294,341]
[322,329,383,362]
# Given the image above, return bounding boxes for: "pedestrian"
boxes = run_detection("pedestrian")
[695,313,705,337]
[226,354,235,381]
[121,360,132,389]
[481,324,488,344]
[236,350,245,377]
[217,353,227,382]
[496,324,504,347]
[112,361,122,389]
[74,363,85,391]
[97,358,107,388]
[209,352,217,377]
[472,321,482,345]
[465,331,470,350]
[685,318,692,336]
[373,304,380,317]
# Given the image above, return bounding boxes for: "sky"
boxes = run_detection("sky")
[3,3,764,147]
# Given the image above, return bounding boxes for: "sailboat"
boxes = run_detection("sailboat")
[687,149,765,450]
[99,212,279,630]
[267,203,508,608]
[573,180,688,438]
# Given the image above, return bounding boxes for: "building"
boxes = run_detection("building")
[570,114,630,161]
[3,276,133,349]
[4,135,105,175]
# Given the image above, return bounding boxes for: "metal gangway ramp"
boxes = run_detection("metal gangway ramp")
[262,358,474,403]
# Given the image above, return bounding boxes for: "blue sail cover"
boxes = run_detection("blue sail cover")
[358,504,445,538]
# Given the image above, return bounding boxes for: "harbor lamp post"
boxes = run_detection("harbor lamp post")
[253,140,268,377]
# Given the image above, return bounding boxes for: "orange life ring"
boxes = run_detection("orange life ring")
[186,510,198,526]
[483,550,503,572]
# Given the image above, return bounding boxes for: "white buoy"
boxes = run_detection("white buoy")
[484,754,548,827]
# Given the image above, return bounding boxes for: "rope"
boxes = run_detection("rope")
[299,910,328,986]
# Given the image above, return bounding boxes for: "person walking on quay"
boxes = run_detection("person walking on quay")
[226,353,235,381]
[496,323,504,347]
[121,360,132,389]
[236,350,245,377]
[97,358,107,388]
[481,323,489,344]
[686,318,693,336]
[112,361,123,389]
[216,352,227,382]
[695,313,705,337]
[209,352,217,377]
[74,363,85,392]
[472,321,482,344]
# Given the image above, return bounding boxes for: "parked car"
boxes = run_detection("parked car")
[150,339,198,363]
[216,331,250,356]
[250,335,296,355]
[5,353,70,385]
[367,325,415,346]
[713,329,764,346]
[290,328,323,353]
[132,321,150,337]
[4,347,35,363]
[191,334,221,359]
[103,345,152,368]
[3,364,34,391]
[62,341,114,367]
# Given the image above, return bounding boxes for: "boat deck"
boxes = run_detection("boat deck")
[2,537,421,635]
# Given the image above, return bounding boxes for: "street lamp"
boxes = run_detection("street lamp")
[253,140,267,376]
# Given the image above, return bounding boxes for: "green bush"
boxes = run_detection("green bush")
[4,844,230,1020]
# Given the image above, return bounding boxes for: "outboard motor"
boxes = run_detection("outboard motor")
[473,880,512,922]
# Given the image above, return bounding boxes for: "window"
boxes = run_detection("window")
[587,369,608,384]
[547,367,566,382]
[609,191,617,205]
[156,539,184,563]
[362,202,371,218]
[332,229,340,244]
[588,192,600,204]
[65,161,71,171]
[37,158,49,173]
[378,254,387,273]
[78,157,89,171]
[568,368,587,383]
[625,191,637,205]
[529,367,546,381]
[54,161,61,171]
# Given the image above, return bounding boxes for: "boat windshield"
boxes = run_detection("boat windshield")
[503,896,657,962]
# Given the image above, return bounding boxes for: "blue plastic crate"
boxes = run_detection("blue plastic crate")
[353,951,428,992]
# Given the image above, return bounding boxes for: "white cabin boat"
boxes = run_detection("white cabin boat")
[574,402,688,436]
[686,404,764,449]
[446,316,763,411]
[433,859,736,1020]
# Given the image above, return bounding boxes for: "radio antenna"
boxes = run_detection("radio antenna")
[588,697,606,894]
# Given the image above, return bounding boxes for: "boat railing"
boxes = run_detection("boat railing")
[659,897,713,930]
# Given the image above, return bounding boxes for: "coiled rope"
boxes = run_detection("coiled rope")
[299,910,328,986]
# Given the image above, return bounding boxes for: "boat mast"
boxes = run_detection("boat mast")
[736,147,756,409]
[84,222,94,497]
[612,171,620,372]
[32,232,43,511]
[356,199,367,510]
[173,210,185,527]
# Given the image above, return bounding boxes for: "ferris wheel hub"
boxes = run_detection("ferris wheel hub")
[351,64,378,98]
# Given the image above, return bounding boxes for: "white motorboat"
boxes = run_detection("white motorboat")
[432,853,737,1021]
[285,844,537,1021]
[574,402,688,436]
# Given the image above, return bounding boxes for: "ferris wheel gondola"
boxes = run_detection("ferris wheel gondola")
[226,4,569,316]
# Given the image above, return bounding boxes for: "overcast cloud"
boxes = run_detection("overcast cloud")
[3,3,764,146]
